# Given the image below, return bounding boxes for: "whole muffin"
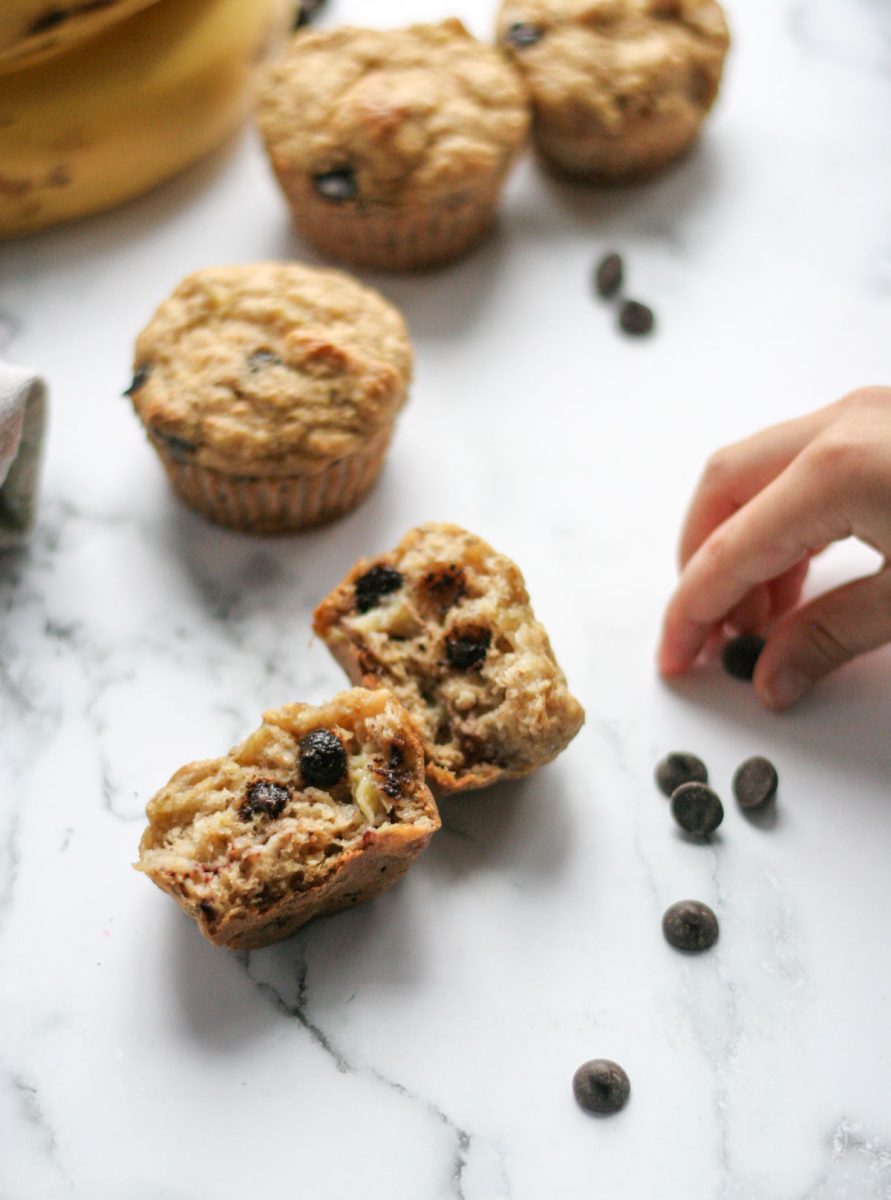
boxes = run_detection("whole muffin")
[127,262,412,534]
[255,19,530,270]
[496,0,730,183]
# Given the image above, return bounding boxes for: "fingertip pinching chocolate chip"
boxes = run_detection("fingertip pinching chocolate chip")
[312,167,358,203]
[619,300,655,336]
[671,781,723,837]
[239,779,290,821]
[355,564,403,613]
[733,755,778,810]
[300,729,347,789]
[721,635,766,681]
[655,751,708,797]
[595,252,624,298]
[505,21,543,48]
[572,1059,630,1115]
[662,899,719,952]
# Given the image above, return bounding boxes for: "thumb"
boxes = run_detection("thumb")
[755,565,891,710]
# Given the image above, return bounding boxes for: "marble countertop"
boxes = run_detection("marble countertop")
[3,1,891,1197]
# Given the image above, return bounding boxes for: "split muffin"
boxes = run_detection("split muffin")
[137,688,440,949]
[127,262,412,533]
[255,20,530,269]
[496,0,730,183]
[313,523,585,793]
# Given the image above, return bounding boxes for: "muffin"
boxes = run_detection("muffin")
[127,262,412,533]
[137,688,441,950]
[313,523,585,793]
[255,20,530,270]
[496,0,730,183]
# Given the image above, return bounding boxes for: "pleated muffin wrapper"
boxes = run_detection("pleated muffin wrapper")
[279,174,507,271]
[152,426,393,535]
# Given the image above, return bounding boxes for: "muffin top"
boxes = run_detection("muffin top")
[496,0,729,134]
[255,20,530,206]
[129,263,412,477]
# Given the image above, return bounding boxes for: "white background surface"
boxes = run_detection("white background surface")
[2,1,891,1197]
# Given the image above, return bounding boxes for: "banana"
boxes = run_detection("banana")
[0,0,294,239]
[0,1,161,74]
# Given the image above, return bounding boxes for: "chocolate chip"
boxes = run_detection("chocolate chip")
[239,779,290,820]
[299,729,347,789]
[670,781,723,837]
[313,167,357,203]
[445,626,491,670]
[721,635,766,681]
[619,300,655,336]
[123,364,151,396]
[246,350,283,371]
[655,752,708,797]
[198,900,217,923]
[732,756,778,810]
[505,21,543,48]
[595,252,624,298]
[355,564,403,613]
[662,900,719,952]
[150,427,198,462]
[572,1060,630,1115]
[293,0,326,28]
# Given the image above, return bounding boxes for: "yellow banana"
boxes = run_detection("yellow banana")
[0,0,294,238]
[0,1,161,73]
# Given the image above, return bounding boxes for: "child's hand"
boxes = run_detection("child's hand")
[658,387,891,709]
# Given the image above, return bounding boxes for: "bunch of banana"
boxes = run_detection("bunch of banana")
[0,0,294,239]
[0,1,161,72]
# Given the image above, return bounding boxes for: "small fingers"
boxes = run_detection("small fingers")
[755,566,891,709]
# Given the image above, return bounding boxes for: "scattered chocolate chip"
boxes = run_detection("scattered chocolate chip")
[198,900,217,923]
[246,349,283,371]
[619,300,655,336]
[733,756,778,810]
[150,427,198,462]
[355,564,403,613]
[445,626,491,670]
[293,0,326,29]
[671,781,724,837]
[595,252,624,298]
[662,900,719,952]
[313,167,358,203]
[572,1060,630,1115]
[123,364,151,397]
[655,752,708,797]
[239,779,290,820]
[505,21,543,48]
[721,635,766,681]
[372,742,410,800]
[300,728,347,789]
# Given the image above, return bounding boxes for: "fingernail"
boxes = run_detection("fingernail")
[766,667,811,709]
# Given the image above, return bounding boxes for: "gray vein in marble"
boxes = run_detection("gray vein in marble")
[5,1072,71,1191]
[792,1119,891,1200]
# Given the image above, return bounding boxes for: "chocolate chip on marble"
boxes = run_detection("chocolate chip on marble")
[732,755,778,810]
[246,349,283,371]
[445,626,491,670]
[662,900,719,952]
[595,252,624,298]
[671,781,723,837]
[355,564,404,613]
[505,21,543,48]
[572,1060,630,1115]
[239,779,290,820]
[619,300,655,336]
[299,729,347,789]
[312,167,358,203]
[123,364,151,396]
[655,752,708,797]
[721,635,765,681]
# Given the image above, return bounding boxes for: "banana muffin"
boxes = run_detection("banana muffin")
[137,688,440,950]
[127,262,412,533]
[255,20,530,270]
[313,523,585,793]
[496,0,730,183]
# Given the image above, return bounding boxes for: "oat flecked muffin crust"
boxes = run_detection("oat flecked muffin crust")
[256,20,530,269]
[313,523,585,793]
[128,262,412,533]
[137,688,440,950]
[496,0,730,183]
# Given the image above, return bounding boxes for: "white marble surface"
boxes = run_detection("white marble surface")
[2,1,891,1197]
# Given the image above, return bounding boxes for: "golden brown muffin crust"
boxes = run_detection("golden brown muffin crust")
[130,263,412,477]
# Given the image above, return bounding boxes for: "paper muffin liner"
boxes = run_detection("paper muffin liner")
[152,427,392,535]
[277,173,505,271]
